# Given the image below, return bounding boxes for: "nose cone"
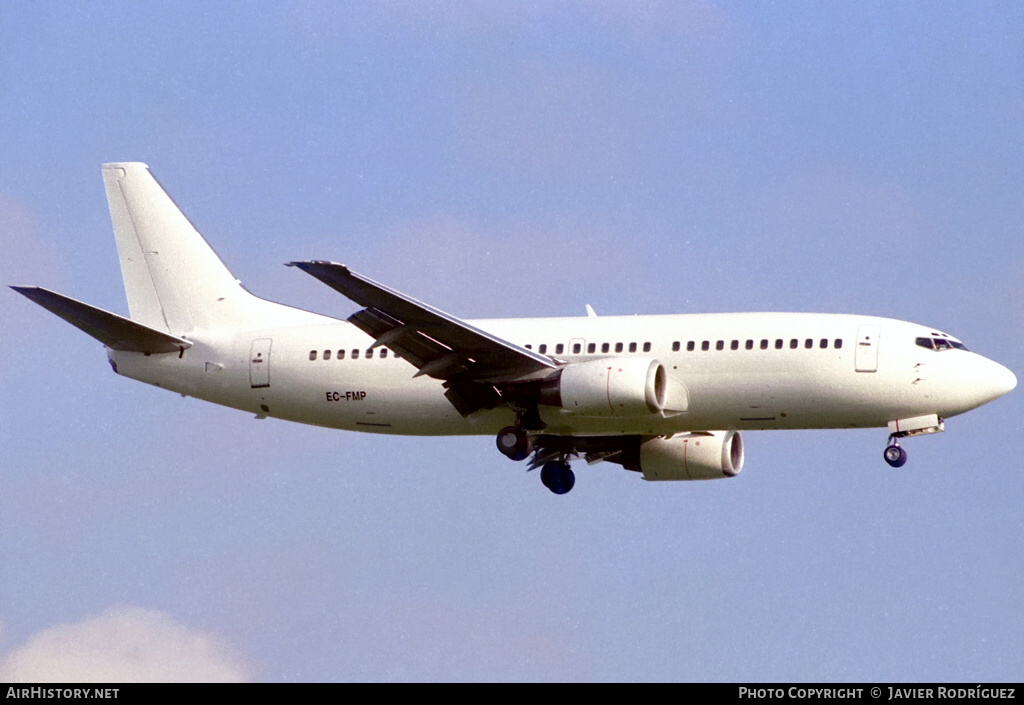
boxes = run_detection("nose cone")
[992,362,1017,398]
[933,353,1016,417]
[975,358,1016,405]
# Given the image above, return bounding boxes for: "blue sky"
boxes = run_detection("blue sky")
[1,1,1021,682]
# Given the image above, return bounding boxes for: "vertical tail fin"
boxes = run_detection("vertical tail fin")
[102,162,255,333]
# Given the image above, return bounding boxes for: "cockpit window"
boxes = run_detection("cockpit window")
[917,336,968,352]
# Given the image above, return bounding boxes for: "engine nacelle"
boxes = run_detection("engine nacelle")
[549,357,667,417]
[638,431,744,481]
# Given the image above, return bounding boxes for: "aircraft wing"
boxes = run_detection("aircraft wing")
[287,261,557,395]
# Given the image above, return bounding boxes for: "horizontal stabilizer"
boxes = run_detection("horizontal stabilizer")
[10,286,192,354]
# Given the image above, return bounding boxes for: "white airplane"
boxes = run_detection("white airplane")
[12,163,1017,494]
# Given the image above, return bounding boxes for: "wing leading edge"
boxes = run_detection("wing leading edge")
[287,261,557,414]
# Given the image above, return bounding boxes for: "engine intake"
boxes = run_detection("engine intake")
[638,431,744,481]
[543,357,667,417]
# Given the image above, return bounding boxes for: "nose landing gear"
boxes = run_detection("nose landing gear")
[883,437,908,468]
[882,415,944,468]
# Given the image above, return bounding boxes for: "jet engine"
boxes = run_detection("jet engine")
[541,357,667,417]
[637,431,744,481]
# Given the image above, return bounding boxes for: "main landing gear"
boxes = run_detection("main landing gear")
[496,425,532,461]
[496,405,544,462]
[883,437,908,468]
[540,460,575,495]
[495,424,577,495]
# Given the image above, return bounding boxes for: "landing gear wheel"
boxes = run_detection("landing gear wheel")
[540,460,575,495]
[496,426,532,461]
[883,443,907,468]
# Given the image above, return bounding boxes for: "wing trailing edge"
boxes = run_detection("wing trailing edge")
[286,260,556,381]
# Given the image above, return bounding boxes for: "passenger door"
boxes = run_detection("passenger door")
[250,338,272,388]
[854,326,879,373]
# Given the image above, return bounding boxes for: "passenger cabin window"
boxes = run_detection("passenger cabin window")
[716,340,724,351]
[629,342,637,353]
[746,340,753,350]
[643,342,651,352]
[775,339,783,350]
[309,350,317,361]
[834,339,843,349]
[366,349,374,358]
[556,343,564,354]
[805,339,813,349]
[790,339,798,349]
[323,349,331,360]
[602,343,610,353]
[615,342,624,353]
[760,339,768,350]
[380,348,388,358]
[572,343,581,354]
[687,341,695,352]
[588,343,596,353]
[820,338,828,349]
[672,341,680,351]
[539,344,547,354]
[352,349,359,359]
[731,340,739,350]
[701,341,710,351]
[338,349,345,360]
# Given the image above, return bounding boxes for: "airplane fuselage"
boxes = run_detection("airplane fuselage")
[108,309,1013,438]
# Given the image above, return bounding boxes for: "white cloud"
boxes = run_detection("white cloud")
[0,607,252,683]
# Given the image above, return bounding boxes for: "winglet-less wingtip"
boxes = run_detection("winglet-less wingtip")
[287,260,348,272]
